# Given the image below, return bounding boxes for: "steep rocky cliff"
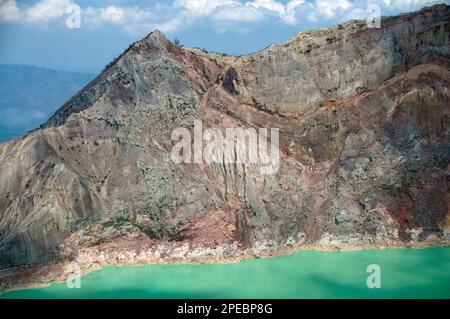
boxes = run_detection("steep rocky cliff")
[0,5,449,279]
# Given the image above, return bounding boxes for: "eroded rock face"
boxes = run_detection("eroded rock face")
[1,5,449,273]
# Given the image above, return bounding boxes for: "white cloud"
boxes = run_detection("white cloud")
[174,0,265,25]
[152,16,185,33]
[174,0,238,17]
[174,0,307,25]
[84,6,153,26]
[250,0,286,16]
[249,0,307,24]
[26,0,72,22]
[99,6,125,24]
[345,7,368,20]
[0,0,20,23]
[314,0,352,18]
[213,5,264,23]
[380,0,438,10]
[16,0,158,34]
[1,0,449,33]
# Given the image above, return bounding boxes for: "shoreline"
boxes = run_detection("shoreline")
[1,241,449,296]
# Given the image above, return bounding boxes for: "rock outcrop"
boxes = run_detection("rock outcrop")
[0,5,449,279]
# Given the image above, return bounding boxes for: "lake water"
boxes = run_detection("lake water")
[2,247,449,299]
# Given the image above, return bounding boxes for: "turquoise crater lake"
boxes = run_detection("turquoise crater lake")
[2,247,450,299]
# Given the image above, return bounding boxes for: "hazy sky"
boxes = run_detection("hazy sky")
[0,0,448,73]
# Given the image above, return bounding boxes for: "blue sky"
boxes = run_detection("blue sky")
[0,0,448,73]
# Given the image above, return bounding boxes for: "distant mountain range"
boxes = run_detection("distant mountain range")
[0,64,94,142]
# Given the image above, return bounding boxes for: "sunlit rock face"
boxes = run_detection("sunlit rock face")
[0,5,449,272]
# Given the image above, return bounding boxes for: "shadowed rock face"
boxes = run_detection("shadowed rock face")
[1,5,449,272]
